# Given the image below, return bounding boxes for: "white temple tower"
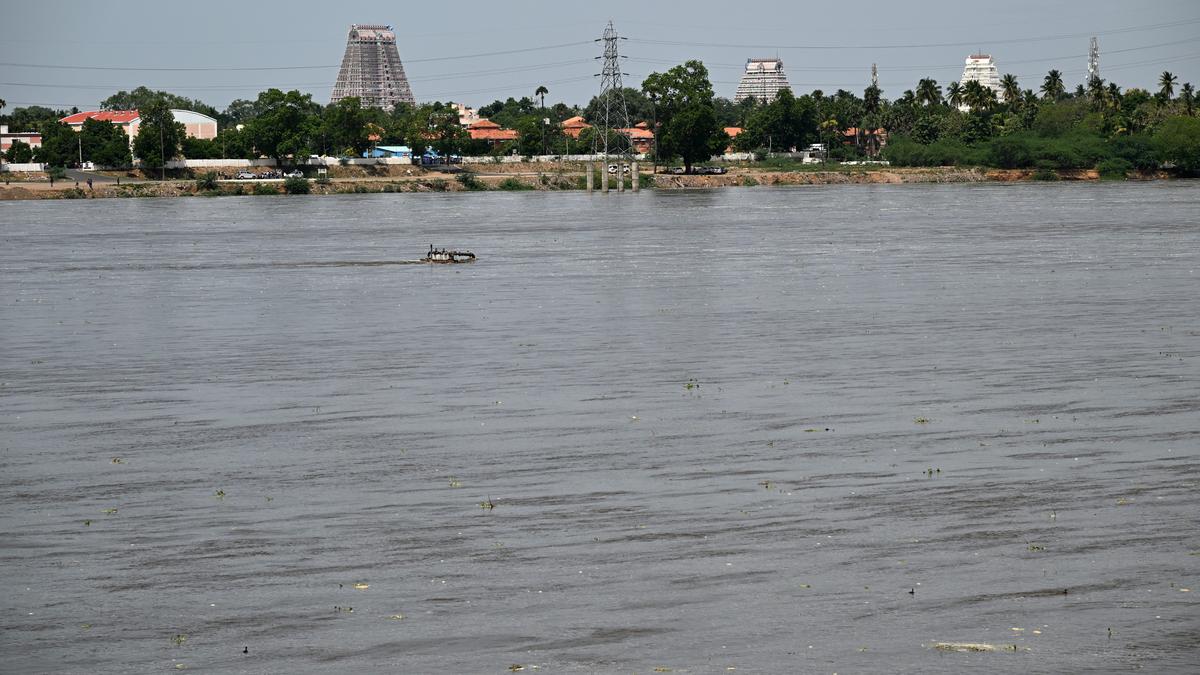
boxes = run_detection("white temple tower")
[331,24,415,110]
[735,59,792,102]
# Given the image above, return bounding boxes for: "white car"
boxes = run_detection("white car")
[235,171,256,179]
[283,169,304,178]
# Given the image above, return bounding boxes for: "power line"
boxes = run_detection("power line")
[627,17,1200,51]
[0,41,594,73]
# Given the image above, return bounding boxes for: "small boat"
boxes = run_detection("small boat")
[422,245,476,264]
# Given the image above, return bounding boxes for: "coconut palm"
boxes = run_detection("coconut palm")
[1158,71,1177,100]
[1182,82,1195,115]
[1106,82,1123,110]
[1000,74,1021,106]
[535,85,548,110]
[1022,89,1039,108]
[916,78,942,107]
[1041,70,1065,100]
[945,81,962,108]
[1086,76,1106,107]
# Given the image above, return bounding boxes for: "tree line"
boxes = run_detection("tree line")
[2,68,1197,174]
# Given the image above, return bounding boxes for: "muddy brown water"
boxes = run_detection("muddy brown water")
[1,183,1198,673]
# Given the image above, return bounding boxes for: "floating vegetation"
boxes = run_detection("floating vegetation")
[387,614,405,620]
[171,634,188,646]
[1027,543,1046,552]
[1116,497,1134,505]
[334,606,353,613]
[83,520,92,526]
[654,668,673,673]
[448,478,463,488]
[758,480,773,489]
[81,624,92,630]
[932,642,999,652]
[798,583,811,589]
[480,497,496,510]
[508,665,525,672]
[102,508,118,515]
[803,428,832,432]
[684,378,700,391]
[214,489,225,499]
[924,468,941,477]
[353,583,369,590]
[914,417,932,424]
[111,458,124,464]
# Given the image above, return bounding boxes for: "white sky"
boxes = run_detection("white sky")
[3,0,1197,112]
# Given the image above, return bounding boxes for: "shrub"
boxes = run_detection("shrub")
[283,176,310,194]
[315,175,331,185]
[253,183,278,195]
[1097,158,1132,180]
[498,177,533,191]
[195,172,218,191]
[741,175,760,186]
[456,171,485,190]
[988,135,1034,169]
[1032,161,1059,181]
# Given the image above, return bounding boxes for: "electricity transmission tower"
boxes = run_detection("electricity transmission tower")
[871,63,878,88]
[1087,37,1100,83]
[593,21,633,159]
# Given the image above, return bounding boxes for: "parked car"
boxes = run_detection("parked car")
[283,169,304,178]
[607,163,632,174]
[236,171,256,180]
[667,166,687,175]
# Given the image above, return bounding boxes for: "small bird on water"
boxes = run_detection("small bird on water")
[909,588,915,595]
[243,646,248,654]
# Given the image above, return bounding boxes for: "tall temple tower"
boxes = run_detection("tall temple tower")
[331,24,415,110]
[734,59,792,103]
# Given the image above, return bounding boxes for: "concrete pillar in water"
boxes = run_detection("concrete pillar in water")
[617,163,625,192]
[631,161,639,192]
[586,164,594,192]
[601,161,609,193]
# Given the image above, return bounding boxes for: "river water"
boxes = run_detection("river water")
[1,183,1197,673]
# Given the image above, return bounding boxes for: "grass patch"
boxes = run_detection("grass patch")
[498,177,534,191]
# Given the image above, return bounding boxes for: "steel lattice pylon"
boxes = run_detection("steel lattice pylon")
[1087,37,1100,84]
[593,21,633,158]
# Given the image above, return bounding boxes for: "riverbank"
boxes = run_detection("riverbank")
[0,164,1169,200]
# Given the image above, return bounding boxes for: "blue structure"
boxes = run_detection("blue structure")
[364,145,413,159]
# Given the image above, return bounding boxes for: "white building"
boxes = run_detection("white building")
[734,58,792,103]
[960,54,1003,101]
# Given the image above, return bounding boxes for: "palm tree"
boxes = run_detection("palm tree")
[1182,83,1195,115]
[534,85,548,110]
[1158,71,1177,100]
[1106,82,1122,110]
[916,78,941,107]
[945,81,962,108]
[1000,74,1020,106]
[1086,77,1106,108]
[1041,70,1065,101]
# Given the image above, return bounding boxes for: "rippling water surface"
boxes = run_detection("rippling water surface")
[2,183,1198,673]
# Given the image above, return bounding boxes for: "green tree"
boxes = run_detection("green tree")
[642,60,725,171]
[1000,74,1021,106]
[322,96,371,156]
[945,81,962,108]
[582,87,655,126]
[1153,115,1200,172]
[246,89,320,161]
[132,99,185,170]
[1158,71,1178,101]
[1181,83,1195,116]
[35,122,78,167]
[1041,70,1065,101]
[80,118,131,167]
[535,85,548,110]
[735,89,815,152]
[916,78,942,107]
[5,139,33,163]
[101,86,220,122]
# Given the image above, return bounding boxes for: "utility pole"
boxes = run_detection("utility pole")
[593,20,633,192]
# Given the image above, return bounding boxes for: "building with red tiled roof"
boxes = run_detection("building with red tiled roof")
[842,127,888,156]
[467,119,519,146]
[617,125,654,154]
[60,109,218,142]
[560,116,591,139]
